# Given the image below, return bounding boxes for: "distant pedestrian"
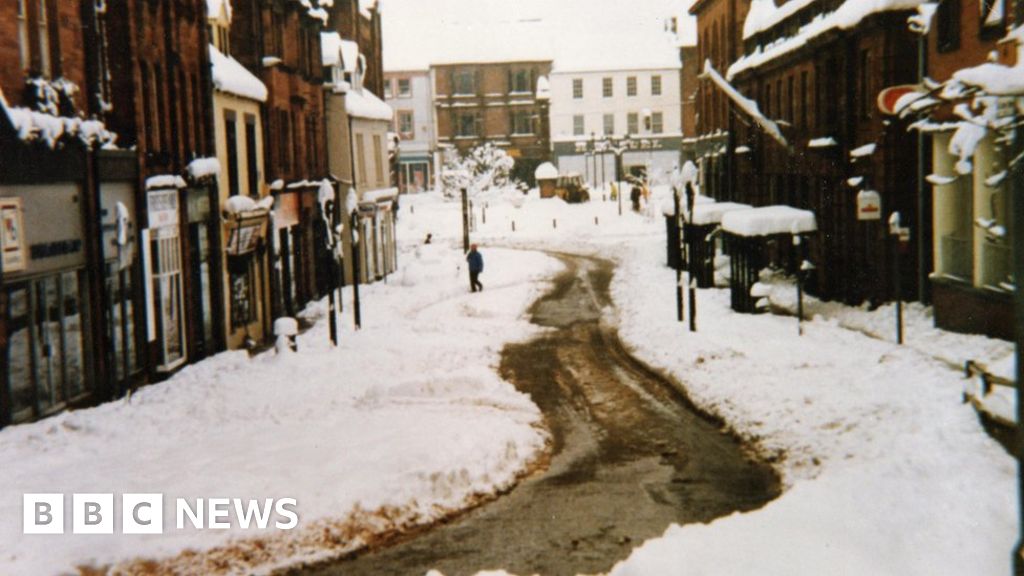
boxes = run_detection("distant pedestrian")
[466,243,484,292]
[630,185,642,212]
[424,233,433,244]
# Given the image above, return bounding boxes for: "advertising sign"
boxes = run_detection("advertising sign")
[0,198,27,273]
[856,190,882,221]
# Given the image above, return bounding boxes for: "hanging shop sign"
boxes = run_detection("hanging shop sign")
[1,197,27,273]
[225,217,266,256]
[147,188,180,228]
[275,192,299,229]
[856,190,882,221]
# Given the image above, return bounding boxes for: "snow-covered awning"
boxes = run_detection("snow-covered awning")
[703,60,789,150]
[721,205,817,237]
[346,88,393,121]
[210,44,267,102]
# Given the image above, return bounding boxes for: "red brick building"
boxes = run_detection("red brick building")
[0,0,123,425]
[329,0,384,97]
[230,0,330,315]
[99,1,225,377]
[694,1,926,306]
[433,61,553,185]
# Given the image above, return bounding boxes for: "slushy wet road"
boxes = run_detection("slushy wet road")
[297,254,779,576]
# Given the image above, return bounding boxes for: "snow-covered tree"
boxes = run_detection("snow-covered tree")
[440,143,517,198]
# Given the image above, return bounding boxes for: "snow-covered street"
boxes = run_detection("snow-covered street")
[0,187,1018,575]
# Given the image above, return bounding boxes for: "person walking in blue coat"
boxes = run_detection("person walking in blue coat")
[466,243,484,292]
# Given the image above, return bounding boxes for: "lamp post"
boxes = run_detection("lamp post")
[350,209,362,329]
[685,180,697,332]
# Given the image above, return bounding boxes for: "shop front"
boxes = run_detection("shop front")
[97,151,145,398]
[1,182,94,424]
[143,182,189,374]
[223,210,270,349]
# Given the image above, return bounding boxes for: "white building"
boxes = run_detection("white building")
[384,69,436,193]
[548,32,682,187]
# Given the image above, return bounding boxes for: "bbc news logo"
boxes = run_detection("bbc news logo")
[23,494,299,534]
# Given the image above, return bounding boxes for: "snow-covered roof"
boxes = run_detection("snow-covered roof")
[340,39,361,73]
[210,44,268,102]
[321,31,342,67]
[346,88,393,121]
[731,0,928,79]
[535,162,558,180]
[704,60,789,149]
[722,205,817,237]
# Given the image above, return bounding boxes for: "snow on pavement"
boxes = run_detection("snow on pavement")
[398,189,1017,576]
[0,242,561,575]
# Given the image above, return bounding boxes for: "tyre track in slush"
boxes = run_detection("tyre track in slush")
[298,253,780,576]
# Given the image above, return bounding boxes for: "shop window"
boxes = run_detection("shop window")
[4,270,90,422]
[229,258,255,329]
[150,225,187,371]
[940,177,974,280]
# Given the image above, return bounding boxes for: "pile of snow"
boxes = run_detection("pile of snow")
[209,44,268,102]
[145,175,187,190]
[722,205,816,237]
[0,237,559,575]
[346,88,393,121]
[704,61,789,149]
[534,162,558,180]
[1,86,116,148]
[690,202,752,226]
[849,143,877,158]
[807,137,837,148]
[186,157,221,180]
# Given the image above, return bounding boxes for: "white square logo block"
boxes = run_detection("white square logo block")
[72,493,114,534]
[122,493,164,534]
[23,494,64,534]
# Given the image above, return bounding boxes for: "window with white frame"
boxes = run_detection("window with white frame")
[398,110,414,138]
[573,114,585,136]
[573,78,583,99]
[626,76,637,97]
[510,68,532,93]
[603,113,614,136]
[627,112,638,134]
[398,78,411,97]
[454,69,476,95]
[651,111,663,134]
[651,75,662,96]
[603,77,613,98]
